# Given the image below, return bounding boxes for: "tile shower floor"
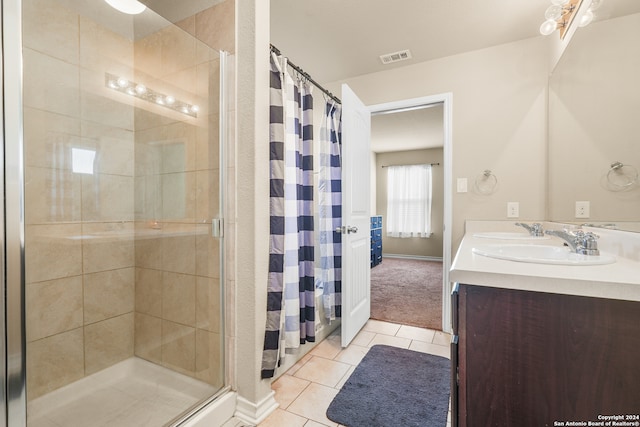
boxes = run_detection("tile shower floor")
[254,319,452,427]
[28,357,217,427]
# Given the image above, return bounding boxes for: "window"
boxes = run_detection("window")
[386,164,432,238]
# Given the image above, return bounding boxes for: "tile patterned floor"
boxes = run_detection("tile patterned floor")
[256,319,452,427]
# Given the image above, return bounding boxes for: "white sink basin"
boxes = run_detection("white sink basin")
[473,232,551,240]
[472,244,616,266]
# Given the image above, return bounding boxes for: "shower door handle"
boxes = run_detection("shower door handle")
[212,218,224,238]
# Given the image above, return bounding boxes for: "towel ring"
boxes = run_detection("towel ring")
[606,161,638,190]
[474,169,498,195]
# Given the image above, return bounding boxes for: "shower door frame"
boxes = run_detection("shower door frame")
[1,0,230,424]
[1,0,10,425]
[3,0,28,425]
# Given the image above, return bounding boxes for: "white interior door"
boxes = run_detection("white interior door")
[340,84,371,347]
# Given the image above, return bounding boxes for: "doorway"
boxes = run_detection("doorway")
[368,94,453,333]
[370,104,444,331]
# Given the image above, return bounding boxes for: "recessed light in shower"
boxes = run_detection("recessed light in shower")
[105,0,146,15]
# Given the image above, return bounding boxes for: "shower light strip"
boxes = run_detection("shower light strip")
[105,72,199,118]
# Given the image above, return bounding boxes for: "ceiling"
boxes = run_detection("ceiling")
[271,0,554,154]
[270,0,555,84]
[270,0,639,84]
[270,0,640,153]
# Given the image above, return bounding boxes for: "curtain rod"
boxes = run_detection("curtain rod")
[270,44,342,105]
[381,163,440,168]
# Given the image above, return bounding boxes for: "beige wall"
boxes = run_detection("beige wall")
[22,0,232,400]
[327,36,549,254]
[375,148,444,258]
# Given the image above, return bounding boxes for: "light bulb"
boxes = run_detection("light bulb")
[190,105,200,113]
[108,80,118,89]
[579,9,594,26]
[104,0,146,15]
[589,0,603,11]
[545,5,564,20]
[540,19,558,35]
[135,84,147,95]
[126,87,136,95]
[165,95,175,105]
[550,0,570,5]
[156,97,165,105]
[117,77,129,88]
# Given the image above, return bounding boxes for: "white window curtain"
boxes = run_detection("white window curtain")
[386,164,432,238]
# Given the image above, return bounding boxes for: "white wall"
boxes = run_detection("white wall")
[234,0,276,422]
[326,36,549,253]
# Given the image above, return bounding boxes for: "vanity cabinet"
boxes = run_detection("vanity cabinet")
[451,284,640,427]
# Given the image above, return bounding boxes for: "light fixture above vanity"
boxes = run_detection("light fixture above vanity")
[105,73,199,118]
[539,0,603,38]
[104,0,146,15]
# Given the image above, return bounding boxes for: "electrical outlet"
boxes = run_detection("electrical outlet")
[575,201,590,218]
[507,202,519,218]
[457,178,468,193]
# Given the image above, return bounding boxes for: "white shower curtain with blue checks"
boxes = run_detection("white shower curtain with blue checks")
[319,101,342,321]
[262,53,316,378]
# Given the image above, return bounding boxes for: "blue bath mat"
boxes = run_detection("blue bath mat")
[326,344,450,427]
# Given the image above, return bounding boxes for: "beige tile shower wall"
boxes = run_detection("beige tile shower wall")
[132,2,231,389]
[23,0,136,400]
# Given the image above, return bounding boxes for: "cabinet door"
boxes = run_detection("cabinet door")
[450,283,459,427]
[458,284,640,427]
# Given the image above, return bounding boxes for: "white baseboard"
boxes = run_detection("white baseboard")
[234,390,279,425]
[180,391,237,427]
[383,253,443,262]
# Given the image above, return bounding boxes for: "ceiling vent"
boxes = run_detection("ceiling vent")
[379,49,412,65]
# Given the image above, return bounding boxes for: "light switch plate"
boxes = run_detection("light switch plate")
[457,178,468,193]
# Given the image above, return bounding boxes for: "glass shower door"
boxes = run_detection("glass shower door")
[4,0,228,425]
[0,6,7,424]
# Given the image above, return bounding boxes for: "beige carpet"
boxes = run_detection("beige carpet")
[370,258,443,330]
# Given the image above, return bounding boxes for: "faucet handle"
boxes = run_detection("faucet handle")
[583,232,599,249]
[575,231,600,255]
[515,222,545,236]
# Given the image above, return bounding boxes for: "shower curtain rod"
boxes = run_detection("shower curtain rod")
[381,163,440,168]
[270,44,342,105]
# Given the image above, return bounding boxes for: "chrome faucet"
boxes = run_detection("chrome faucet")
[515,222,544,237]
[545,229,600,255]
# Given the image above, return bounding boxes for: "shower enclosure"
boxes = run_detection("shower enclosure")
[2,0,232,425]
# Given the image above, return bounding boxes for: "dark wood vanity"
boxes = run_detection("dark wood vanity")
[451,283,640,427]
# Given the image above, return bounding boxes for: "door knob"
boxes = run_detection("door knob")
[335,225,358,234]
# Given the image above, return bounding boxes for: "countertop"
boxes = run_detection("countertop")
[450,221,640,302]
